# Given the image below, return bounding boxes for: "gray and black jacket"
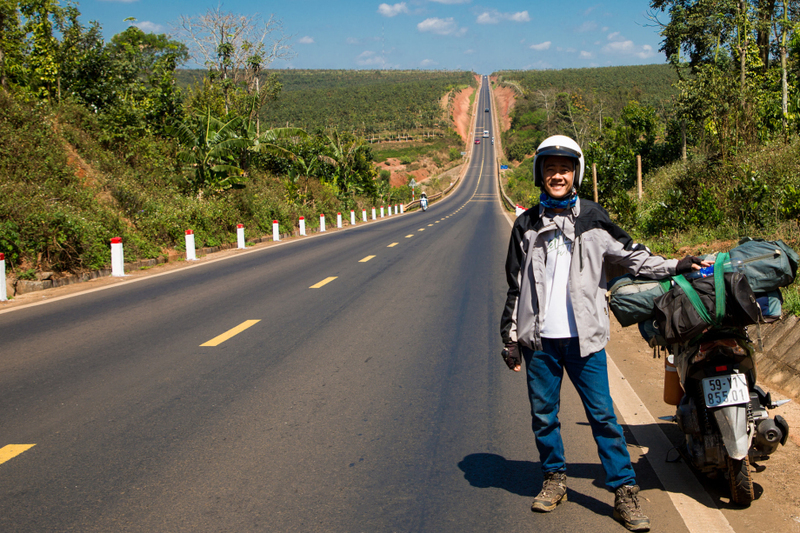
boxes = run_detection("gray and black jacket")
[501,197,677,357]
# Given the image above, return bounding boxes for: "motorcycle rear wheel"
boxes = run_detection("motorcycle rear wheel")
[727,456,754,506]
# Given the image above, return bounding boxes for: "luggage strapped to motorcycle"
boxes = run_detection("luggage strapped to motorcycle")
[671,252,729,330]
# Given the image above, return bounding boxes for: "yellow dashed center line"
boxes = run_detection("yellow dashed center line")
[0,444,36,465]
[405,234,414,238]
[359,255,375,263]
[428,224,434,227]
[201,320,261,347]
[418,228,425,232]
[387,242,399,247]
[310,276,338,289]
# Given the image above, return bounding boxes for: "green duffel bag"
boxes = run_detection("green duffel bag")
[607,275,672,327]
[729,238,799,292]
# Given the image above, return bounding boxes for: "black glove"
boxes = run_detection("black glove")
[501,342,521,371]
[676,255,703,274]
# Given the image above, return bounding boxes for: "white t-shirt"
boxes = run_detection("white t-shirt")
[541,229,579,338]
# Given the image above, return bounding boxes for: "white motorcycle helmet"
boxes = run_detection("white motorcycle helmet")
[533,135,585,190]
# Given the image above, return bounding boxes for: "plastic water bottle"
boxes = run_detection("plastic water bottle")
[683,259,745,280]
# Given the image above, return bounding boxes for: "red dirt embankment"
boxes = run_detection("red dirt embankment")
[489,78,516,133]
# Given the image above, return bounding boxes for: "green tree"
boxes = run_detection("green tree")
[0,0,25,91]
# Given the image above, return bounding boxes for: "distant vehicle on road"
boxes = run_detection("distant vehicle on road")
[485,108,489,113]
[483,130,489,138]
[475,139,480,144]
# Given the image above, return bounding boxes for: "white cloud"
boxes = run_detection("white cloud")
[417,17,466,36]
[464,49,475,54]
[346,37,360,45]
[132,21,164,33]
[510,11,531,22]
[576,21,597,33]
[476,11,498,24]
[378,2,409,17]
[477,10,530,24]
[356,51,387,67]
[601,40,656,59]
[298,36,315,44]
[607,31,622,41]
[420,59,438,67]
[429,0,470,4]
[580,50,593,58]
[529,41,551,51]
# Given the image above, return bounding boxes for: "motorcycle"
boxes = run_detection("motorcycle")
[660,328,790,506]
[420,193,428,212]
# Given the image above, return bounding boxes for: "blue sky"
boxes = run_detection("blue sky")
[80,0,667,73]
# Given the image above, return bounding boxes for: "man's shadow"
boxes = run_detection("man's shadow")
[457,453,612,515]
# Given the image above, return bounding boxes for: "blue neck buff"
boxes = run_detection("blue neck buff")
[540,192,577,210]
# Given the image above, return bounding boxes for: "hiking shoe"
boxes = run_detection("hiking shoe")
[613,485,650,531]
[531,471,567,512]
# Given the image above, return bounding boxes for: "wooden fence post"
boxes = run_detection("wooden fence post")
[592,163,598,203]
[637,155,642,200]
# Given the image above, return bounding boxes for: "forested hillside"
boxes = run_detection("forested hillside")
[177,69,475,138]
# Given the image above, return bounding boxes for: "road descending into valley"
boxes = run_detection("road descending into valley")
[0,80,698,532]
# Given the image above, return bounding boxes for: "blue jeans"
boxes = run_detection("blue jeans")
[522,338,636,490]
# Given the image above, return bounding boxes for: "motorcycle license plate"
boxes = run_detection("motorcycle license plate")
[701,373,749,408]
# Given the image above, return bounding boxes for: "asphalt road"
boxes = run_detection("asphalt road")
[0,80,691,532]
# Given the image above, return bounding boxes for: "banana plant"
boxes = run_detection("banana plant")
[167,107,306,196]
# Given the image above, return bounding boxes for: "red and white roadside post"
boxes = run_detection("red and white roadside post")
[362,209,367,222]
[273,220,280,241]
[515,204,526,217]
[320,214,326,232]
[0,252,7,301]
[371,207,376,220]
[350,210,356,225]
[185,230,196,260]
[299,216,306,236]
[237,224,245,249]
[400,203,405,214]
[111,237,125,276]
[380,206,384,218]
[337,212,342,228]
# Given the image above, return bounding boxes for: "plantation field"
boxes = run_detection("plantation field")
[257,69,475,137]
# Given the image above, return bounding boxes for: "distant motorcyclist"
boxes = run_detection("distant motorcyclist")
[420,192,428,211]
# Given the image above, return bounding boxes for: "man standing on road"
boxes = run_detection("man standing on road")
[499,135,707,531]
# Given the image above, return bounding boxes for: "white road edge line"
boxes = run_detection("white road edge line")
[497,192,733,533]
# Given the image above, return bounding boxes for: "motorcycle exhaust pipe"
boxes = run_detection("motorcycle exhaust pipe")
[754,418,784,456]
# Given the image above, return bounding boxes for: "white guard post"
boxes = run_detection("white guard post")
[362,209,367,222]
[237,224,245,249]
[515,205,526,217]
[380,206,384,218]
[320,214,326,232]
[371,207,376,220]
[273,220,280,241]
[337,213,342,228]
[395,205,399,215]
[0,252,7,301]
[299,216,306,236]
[351,210,356,225]
[400,204,404,214]
[111,237,125,276]
[185,230,196,261]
